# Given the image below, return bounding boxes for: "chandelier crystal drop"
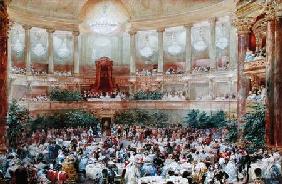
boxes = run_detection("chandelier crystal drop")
[168,33,182,55]
[89,5,119,35]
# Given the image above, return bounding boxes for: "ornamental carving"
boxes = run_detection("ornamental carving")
[244,59,266,72]
[232,17,255,34]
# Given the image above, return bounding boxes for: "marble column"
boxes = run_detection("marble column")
[265,14,275,145]
[129,30,136,75]
[47,28,55,74]
[23,25,32,74]
[73,31,80,75]
[185,24,193,73]
[0,0,9,153]
[229,23,238,70]
[209,78,214,99]
[274,7,282,146]
[233,18,254,124]
[209,17,217,70]
[157,28,165,73]
[187,81,191,100]
[120,36,123,65]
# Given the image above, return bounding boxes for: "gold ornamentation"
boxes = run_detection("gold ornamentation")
[72,31,80,36]
[244,59,266,72]
[265,1,277,21]
[232,17,255,34]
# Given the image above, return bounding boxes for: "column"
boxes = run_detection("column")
[0,0,9,153]
[8,32,11,71]
[228,78,233,98]
[233,17,254,124]
[265,2,276,146]
[209,78,214,99]
[23,25,32,74]
[228,78,234,120]
[229,21,238,70]
[274,5,282,147]
[129,30,136,75]
[187,81,191,100]
[47,28,55,74]
[185,24,193,73]
[120,35,123,65]
[73,31,80,75]
[209,17,217,70]
[157,28,165,73]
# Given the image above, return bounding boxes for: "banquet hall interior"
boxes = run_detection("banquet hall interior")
[0,0,282,183]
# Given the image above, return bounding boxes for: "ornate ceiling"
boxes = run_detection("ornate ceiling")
[8,0,234,31]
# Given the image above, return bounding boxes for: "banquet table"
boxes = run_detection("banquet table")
[138,176,188,184]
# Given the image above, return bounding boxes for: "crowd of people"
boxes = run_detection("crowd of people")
[82,91,128,101]
[196,94,236,101]
[192,66,211,73]
[0,124,281,184]
[247,86,267,102]
[162,92,186,101]
[245,47,266,62]
[54,71,72,77]
[10,67,47,76]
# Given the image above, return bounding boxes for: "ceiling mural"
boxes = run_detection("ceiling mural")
[121,0,224,20]
[10,0,87,20]
[9,0,226,27]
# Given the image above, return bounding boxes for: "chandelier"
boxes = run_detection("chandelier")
[57,38,70,58]
[88,5,119,35]
[139,35,153,58]
[12,30,23,54]
[32,43,46,57]
[216,23,228,50]
[168,33,182,56]
[192,28,207,51]
[32,33,46,57]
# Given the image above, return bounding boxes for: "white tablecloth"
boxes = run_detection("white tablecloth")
[138,176,188,184]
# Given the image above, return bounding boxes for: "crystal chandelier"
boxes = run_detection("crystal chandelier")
[140,35,153,58]
[88,5,119,35]
[32,43,46,57]
[32,33,46,57]
[216,24,228,50]
[12,30,23,54]
[57,38,70,58]
[168,33,182,56]
[192,28,207,51]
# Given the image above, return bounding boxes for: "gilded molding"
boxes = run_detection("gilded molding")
[128,30,137,35]
[232,17,255,34]
[46,28,55,33]
[72,31,80,36]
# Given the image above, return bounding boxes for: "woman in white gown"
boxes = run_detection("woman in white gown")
[125,162,141,184]
[224,158,238,183]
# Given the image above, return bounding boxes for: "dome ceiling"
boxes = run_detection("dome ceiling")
[121,0,224,20]
[10,0,225,21]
